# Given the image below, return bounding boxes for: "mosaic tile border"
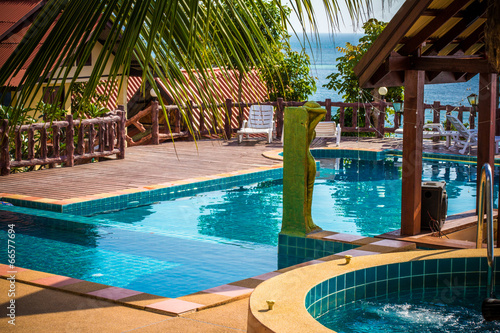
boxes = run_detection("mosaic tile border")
[0,165,284,216]
[305,256,499,320]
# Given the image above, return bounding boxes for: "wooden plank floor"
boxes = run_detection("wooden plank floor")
[0,139,284,200]
[0,136,485,201]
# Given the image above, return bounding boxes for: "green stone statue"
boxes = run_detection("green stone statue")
[281,102,326,236]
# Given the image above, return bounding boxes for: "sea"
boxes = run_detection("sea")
[290,33,481,124]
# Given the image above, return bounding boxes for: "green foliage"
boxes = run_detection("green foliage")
[260,44,316,102]
[324,18,403,136]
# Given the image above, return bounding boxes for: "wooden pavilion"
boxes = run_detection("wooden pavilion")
[354,0,499,236]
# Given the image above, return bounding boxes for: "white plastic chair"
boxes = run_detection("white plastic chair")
[446,115,479,154]
[237,105,274,144]
[315,121,341,146]
[395,123,457,148]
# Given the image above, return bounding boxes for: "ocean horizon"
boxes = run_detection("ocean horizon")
[290,33,482,124]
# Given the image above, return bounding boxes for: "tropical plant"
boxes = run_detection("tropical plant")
[0,0,374,135]
[260,44,316,101]
[324,18,403,135]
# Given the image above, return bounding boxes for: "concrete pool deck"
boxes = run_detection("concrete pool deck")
[0,136,493,331]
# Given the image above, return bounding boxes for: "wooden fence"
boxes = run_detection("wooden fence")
[0,110,126,175]
[126,98,480,145]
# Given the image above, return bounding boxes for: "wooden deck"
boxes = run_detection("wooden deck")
[0,136,486,201]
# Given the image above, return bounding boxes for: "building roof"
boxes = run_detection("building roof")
[354,0,496,88]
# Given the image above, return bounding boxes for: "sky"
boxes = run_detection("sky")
[287,0,404,33]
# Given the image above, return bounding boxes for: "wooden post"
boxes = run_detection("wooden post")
[0,119,10,176]
[352,106,358,128]
[151,100,159,145]
[276,98,284,140]
[77,123,84,155]
[65,114,74,167]
[186,101,194,141]
[325,99,331,121]
[224,98,233,140]
[117,108,126,159]
[401,70,425,236]
[445,105,452,131]
[377,100,386,138]
[339,106,345,128]
[432,101,441,142]
[476,73,497,216]
[28,127,35,160]
[15,130,22,161]
[470,106,476,130]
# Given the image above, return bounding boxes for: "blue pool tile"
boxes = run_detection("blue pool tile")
[412,276,424,290]
[346,272,355,289]
[366,282,376,299]
[321,281,328,296]
[466,272,480,286]
[296,247,305,258]
[336,290,345,307]
[327,295,336,311]
[329,278,337,294]
[453,272,466,288]
[355,269,365,285]
[438,259,452,273]
[297,237,306,248]
[400,277,411,292]
[411,261,424,276]
[376,265,387,281]
[345,288,355,304]
[337,274,345,291]
[306,238,315,249]
[387,279,398,294]
[366,267,376,283]
[425,259,438,274]
[466,257,480,272]
[288,236,297,247]
[387,263,399,279]
[321,297,328,315]
[305,249,314,258]
[424,274,437,289]
[355,285,365,300]
[452,258,466,273]
[376,281,387,296]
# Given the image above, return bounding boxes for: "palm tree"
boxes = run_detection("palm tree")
[0,0,373,128]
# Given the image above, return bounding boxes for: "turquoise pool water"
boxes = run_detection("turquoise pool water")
[318,287,500,332]
[1,152,496,298]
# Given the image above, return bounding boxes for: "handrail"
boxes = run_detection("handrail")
[477,163,495,297]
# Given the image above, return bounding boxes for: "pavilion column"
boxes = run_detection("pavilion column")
[476,73,497,210]
[401,70,425,236]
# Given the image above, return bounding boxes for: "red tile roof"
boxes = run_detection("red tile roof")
[0,1,42,35]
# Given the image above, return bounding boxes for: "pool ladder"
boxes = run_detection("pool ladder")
[477,163,495,298]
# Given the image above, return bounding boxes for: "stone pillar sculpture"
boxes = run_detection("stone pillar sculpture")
[281,101,326,236]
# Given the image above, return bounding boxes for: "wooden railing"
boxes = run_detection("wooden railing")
[0,110,126,175]
[123,98,483,146]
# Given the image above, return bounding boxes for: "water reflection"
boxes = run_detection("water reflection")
[197,179,282,245]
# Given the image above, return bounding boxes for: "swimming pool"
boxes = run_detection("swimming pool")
[1,150,496,298]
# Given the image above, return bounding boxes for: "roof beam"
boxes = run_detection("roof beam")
[423,0,487,56]
[354,0,434,88]
[412,56,494,73]
[398,0,471,56]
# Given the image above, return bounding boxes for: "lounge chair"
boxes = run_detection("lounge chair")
[395,123,457,147]
[237,104,274,144]
[315,121,341,146]
[446,115,500,154]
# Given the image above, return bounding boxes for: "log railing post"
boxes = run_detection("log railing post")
[352,106,358,129]
[445,105,452,131]
[432,101,441,142]
[117,108,126,159]
[276,98,284,140]
[151,101,159,145]
[15,130,22,161]
[325,99,331,121]
[224,98,233,140]
[339,106,345,128]
[0,119,10,176]
[470,106,476,130]
[65,114,74,167]
[377,101,386,138]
